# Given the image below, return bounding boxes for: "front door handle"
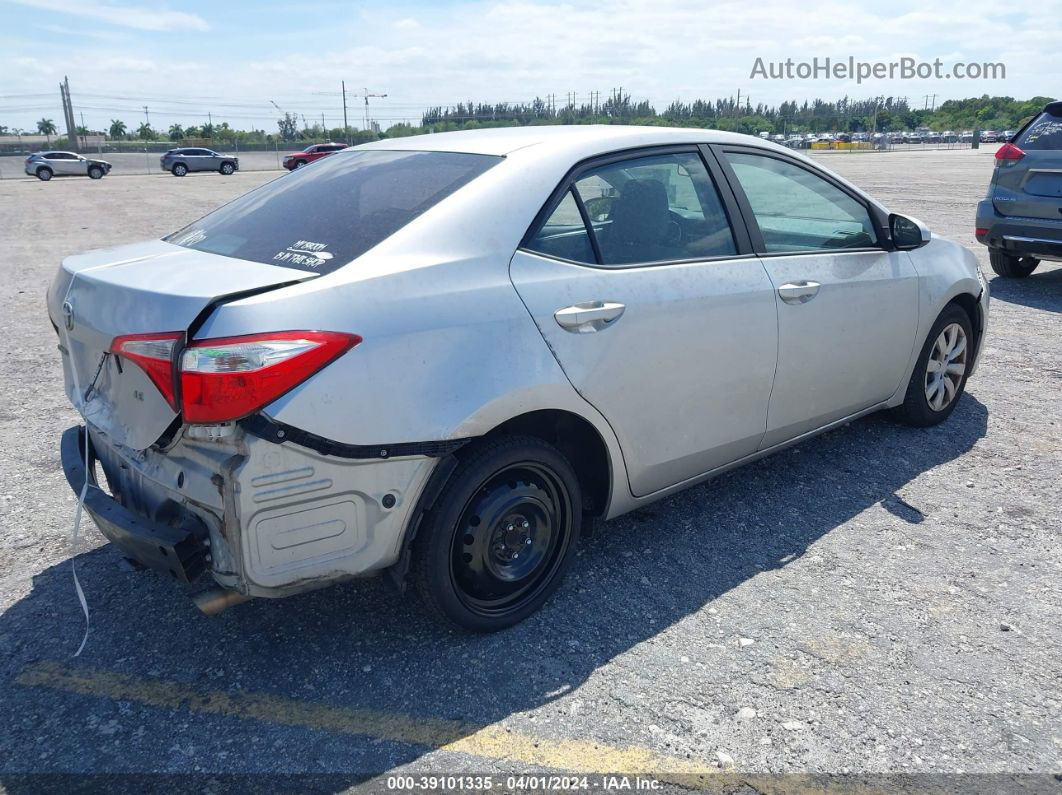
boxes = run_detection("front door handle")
[777,280,821,304]
[554,301,626,333]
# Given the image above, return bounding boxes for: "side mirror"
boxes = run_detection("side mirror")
[889,213,931,250]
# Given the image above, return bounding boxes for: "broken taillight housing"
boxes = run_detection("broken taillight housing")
[179,331,360,423]
[110,332,183,409]
[112,330,359,424]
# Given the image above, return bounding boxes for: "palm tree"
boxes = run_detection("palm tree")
[109,119,127,139]
[37,118,57,142]
[168,123,184,141]
[137,122,155,140]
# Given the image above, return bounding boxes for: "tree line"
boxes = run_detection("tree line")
[416,92,1052,136]
[3,93,1052,145]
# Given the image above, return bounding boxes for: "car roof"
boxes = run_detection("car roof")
[36,150,76,156]
[357,124,779,159]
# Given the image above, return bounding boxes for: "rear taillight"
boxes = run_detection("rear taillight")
[110,332,183,409]
[111,330,358,424]
[179,331,359,423]
[975,227,989,238]
[995,143,1025,161]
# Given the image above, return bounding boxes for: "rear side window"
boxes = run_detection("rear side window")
[1016,112,1062,150]
[526,151,737,267]
[166,150,500,273]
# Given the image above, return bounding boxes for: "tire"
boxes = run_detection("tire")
[411,435,581,632]
[171,163,188,177]
[894,304,974,427]
[219,161,235,175]
[989,248,1039,278]
[36,167,53,181]
[294,159,307,168]
[87,165,104,180]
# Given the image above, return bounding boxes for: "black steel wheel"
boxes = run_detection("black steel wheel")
[412,435,581,631]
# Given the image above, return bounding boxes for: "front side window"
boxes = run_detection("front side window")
[167,150,501,273]
[526,151,737,267]
[723,152,877,252]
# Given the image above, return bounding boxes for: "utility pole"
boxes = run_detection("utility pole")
[341,81,349,143]
[143,105,149,126]
[59,76,78,152]
[923,93,937,111]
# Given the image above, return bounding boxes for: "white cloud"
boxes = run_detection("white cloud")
[9,0,209,32]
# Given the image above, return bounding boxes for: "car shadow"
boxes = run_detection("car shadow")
[988,264,1062,313]
[0,396,988,784]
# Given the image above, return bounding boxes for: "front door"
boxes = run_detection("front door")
[510,148,779,497]
[716,148,919,448]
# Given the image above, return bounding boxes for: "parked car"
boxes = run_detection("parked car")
[924,132,942,144]
[905,133,923,145]
[50,126,989,630]
[24,151,112,181]
[1000,130,1017,142]
[282,142,347,170]
[160,148,239,177]
[960,131,975,143]
[785,135,806,149]
[888,133,906,144]
[980,130,999,143]
[976,101,1062,277]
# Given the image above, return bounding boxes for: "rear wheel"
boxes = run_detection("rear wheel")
[411,435,581,632]
[989,248,1039,278]
[219,161,235,175]
[88,165,104,180]
[894,304,973,427]
[171,163,188,177]
[36,167,53,181]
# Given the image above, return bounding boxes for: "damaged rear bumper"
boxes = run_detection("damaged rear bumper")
[60,426,209,582]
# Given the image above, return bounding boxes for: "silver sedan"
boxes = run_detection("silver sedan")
[48,126,989,630]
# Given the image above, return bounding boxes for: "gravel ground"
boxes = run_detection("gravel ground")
[0,147,1058,789]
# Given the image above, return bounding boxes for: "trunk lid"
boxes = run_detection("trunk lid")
[49,239,316,449]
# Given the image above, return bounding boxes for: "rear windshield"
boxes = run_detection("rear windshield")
[166,150,501,273]
[1015,111,1062,150]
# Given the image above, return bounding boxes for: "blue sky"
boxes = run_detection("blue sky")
[1,0,1058,133]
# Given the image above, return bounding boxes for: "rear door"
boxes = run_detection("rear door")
[714,146,919,448]
[47,152,78,175]
[510,146,779,497]
[994,107,1062,220]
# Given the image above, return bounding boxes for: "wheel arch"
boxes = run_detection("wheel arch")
[387,407,615,592]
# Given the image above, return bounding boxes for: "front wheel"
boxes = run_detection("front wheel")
[411,435,581,632]
[294,159,307,168]
[894,304,973,427]
[219,162,235,175]
[989,248,1039,278]
[88,165,104,179]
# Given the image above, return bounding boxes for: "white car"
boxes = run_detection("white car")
[50,126,989,630]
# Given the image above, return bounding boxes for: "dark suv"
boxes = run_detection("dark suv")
[976,100,1062,277]
[160,147,239,177]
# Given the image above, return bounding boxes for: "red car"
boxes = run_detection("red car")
[282,142,347,170]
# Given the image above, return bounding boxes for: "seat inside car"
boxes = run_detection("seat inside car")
[602,178,672,264]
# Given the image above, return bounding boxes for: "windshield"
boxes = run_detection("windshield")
[166,149,501,273]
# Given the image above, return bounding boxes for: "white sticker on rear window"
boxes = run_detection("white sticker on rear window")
[174,229,206,246]
[273,240,334,268]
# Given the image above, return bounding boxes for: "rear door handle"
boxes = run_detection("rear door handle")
[777,280,821,304]
[554,301,626,332]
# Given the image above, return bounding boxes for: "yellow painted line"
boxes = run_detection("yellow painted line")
[16,660,716,784]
